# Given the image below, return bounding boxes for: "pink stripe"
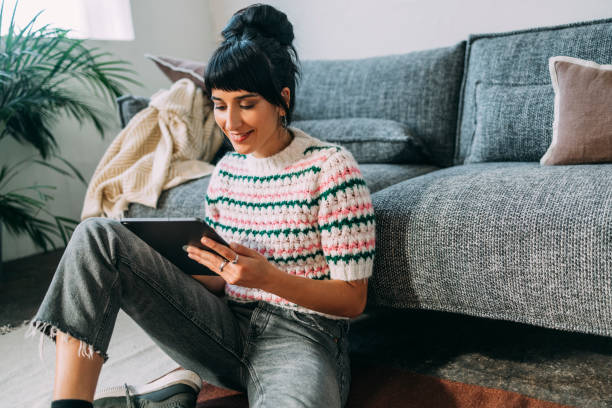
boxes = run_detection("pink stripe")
[284,155,327,171]
[318,203,374,223]
[219,162,247,174]
[211,204,372,228]
[225,289,283,304]
[260,242,322,257]
[221,155,327,174]
[322,238,376,253]
[213,213,317,228]
[208,186,315,201]
[314,167,362,193]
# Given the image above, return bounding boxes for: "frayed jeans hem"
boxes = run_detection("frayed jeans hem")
[25,319,109,363]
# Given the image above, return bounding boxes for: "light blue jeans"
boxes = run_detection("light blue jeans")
[30,217,351,407]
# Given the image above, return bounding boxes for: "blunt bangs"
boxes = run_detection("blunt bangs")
[205,42,286,109]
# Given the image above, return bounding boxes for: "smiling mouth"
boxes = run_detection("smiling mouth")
[230,130,253,143]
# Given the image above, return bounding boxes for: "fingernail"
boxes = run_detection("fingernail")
[182,245,189,252]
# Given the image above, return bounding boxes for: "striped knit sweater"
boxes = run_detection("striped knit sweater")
[204,127,376,318]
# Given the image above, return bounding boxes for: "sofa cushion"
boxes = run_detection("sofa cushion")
[116,95,150,128]
[145,54,207,90]
[368,161,612,337]
[125,163,439,218]
[292,118,431,164]
[468,83,554,162]
[540,56,612,165]
[457,18,612,164]
[293,42,466,167]
[127,176,211,219]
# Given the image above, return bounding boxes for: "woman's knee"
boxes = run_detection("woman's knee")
[74,217,121,237]
[61,217,127,278]
[70,217,123,251]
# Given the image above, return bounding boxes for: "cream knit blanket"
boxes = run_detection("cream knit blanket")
[81,78,224,220]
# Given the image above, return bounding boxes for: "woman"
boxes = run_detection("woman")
[29,4,375,408]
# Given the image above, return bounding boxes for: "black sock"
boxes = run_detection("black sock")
[51,400,93,408]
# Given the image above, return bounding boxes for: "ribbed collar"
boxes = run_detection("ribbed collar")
[243,127,315,173]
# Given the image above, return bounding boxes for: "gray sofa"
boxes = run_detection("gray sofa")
[121,17,612,338]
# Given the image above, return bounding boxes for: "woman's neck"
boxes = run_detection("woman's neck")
[253,127,294,158]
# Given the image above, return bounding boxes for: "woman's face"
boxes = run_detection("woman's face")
[211,88,290,158]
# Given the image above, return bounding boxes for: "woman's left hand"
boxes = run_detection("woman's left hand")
[185,236,278,290]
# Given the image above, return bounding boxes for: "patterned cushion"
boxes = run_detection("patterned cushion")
[292,118,431,164]
[368,161,612,337]
[294,42,466,167]
[457,18,612,164]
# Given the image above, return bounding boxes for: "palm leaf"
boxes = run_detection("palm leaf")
[0,0,143,157]
[0,0,142,252]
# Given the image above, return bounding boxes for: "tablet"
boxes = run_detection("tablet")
[120,217,230,275]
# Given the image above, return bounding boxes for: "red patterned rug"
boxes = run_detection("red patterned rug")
[196,361,571,407]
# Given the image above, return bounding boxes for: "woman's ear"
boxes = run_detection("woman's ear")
[281,87,291,109]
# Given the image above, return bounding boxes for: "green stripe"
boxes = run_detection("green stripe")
[206,213,374,238]
[319,214,376,232]
[206,195,316,209]
[325,250,376,264]
[206,178,368,209]
[218,165,321,182]
[304,145,341,155]
[206,217,373,265]
[206,217,319,238]
[271,250,326,264]
[317,178,368,202]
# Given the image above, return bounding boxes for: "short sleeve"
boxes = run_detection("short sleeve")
[316,148,376,281]
[204,161,223,227]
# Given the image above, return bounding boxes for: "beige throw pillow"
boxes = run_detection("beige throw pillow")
[540,56,612,165]
[145,54,206,90]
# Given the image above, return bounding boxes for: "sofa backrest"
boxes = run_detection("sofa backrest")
[456,18,612,165]
[293,42,466,167]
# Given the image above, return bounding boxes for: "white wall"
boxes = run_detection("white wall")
[1,0,216,261]
[3,0,611,261]
[209,0,612,59]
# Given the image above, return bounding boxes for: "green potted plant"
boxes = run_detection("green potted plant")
[0,0,141,276]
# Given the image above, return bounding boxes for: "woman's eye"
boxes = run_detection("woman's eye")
[213,105,253,110]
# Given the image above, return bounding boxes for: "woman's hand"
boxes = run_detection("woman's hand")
[185,236,279,290]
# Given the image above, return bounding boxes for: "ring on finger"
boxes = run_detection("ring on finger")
[219,259,229,272]
[231,253,239,264]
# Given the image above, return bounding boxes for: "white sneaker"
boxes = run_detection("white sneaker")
[93,368,202,407]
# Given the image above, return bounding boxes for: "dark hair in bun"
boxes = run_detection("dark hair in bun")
[204,4,300,124]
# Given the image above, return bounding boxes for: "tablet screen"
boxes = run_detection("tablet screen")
[120,217,229,275]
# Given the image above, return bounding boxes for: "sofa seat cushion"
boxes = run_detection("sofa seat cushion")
[359,163,438,194]
[126,176,211,219]
[126,163,438,218]
[369,162,612,337]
